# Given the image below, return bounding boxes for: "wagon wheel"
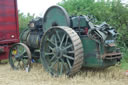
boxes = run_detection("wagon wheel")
[9,43,31,71]
[40,26,84,76]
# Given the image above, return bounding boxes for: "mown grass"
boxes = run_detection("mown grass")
[0,45,127,85]
[0,63,128,85]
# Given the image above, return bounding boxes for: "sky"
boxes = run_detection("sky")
[18,0,128,17]
[17,0,62,16]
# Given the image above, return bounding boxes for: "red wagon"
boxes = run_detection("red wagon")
[0,0,19,60]
[0,0,31,70]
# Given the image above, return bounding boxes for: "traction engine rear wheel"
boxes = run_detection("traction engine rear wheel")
[40,26,84,76]
[9,43,31,71]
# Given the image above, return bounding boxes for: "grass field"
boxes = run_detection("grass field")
[0,63,128,85]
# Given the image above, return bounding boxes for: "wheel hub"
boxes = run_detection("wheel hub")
[54,47,63,58]
[15,56,21,61]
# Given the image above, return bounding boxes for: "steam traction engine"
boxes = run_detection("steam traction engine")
[9,5,122,76]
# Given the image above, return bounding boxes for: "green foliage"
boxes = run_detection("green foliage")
[120,46,128,69]
[59,0,128,68]
[59,0,128,47]
[18,11,34,32]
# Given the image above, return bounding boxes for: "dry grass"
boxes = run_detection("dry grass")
[0,63,128,85]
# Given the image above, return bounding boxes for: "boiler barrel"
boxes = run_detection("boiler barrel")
[20,29,42,49]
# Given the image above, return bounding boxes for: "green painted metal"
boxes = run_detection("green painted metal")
[80,36,118,68]
[20,28,30,44]
[71,16,89,28]
[43,5,70,32]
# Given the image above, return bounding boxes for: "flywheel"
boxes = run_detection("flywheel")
[40,26,84,76]
[43,5,71,32]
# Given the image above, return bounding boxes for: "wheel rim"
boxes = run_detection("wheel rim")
[9,43,31,70]
[40,26,83,76]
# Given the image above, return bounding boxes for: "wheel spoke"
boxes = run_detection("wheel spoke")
[13,59,18,66]
[68,51,74,54]
[17,61,21,69]
[20,50,27,56]
[16,50,26,58]
[63,54,74,60]
[23,56,29,59]
[54,36,58,47]
[50,55,56,62]
[50,59,58,68]
[13,58,17,63]
[60,34,66,47]
[45,52,54,56]
[56,31,61,42]
[19,45,24,53]
[64,44,73,50]
[66,58,72,69]
[23,51,27,55]
[65,35,69,46]
[57,61,60,74]
[21,59,26,68]
[47,38,56,46]
[60,62,63,75]
[48,46,54,51]
[60,58,69,72]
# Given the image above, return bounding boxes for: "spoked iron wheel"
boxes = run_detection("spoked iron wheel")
[40,26,84,76]
[9,43,31,71]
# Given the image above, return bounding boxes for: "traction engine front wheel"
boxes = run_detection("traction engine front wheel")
[9,43,31,71]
